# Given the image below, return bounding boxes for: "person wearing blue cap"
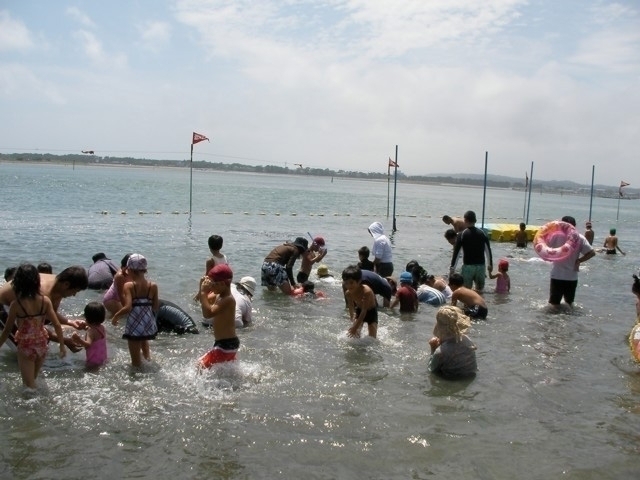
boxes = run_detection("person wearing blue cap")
[390,271,418,313]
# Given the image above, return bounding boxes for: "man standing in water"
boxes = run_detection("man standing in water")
[449,210,493,292]
[548,216,596,309]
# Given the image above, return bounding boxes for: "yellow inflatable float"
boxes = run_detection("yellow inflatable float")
[482,224,540,243]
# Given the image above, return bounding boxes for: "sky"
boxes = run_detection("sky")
[1,0,639,186]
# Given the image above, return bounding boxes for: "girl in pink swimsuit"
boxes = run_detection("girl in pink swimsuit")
[0,264,66,389]
[72,302,108,368]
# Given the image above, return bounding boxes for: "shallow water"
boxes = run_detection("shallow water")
[1,162,639,479]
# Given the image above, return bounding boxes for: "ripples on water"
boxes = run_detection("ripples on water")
[1,163,640,479]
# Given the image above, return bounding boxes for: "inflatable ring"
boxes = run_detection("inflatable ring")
[629,322,640,363]
[156,299,199,335]
[533,220,580,262]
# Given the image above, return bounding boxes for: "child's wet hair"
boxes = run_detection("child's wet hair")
[449,273,464,287]
[121,253,132,269]
[12,264,40,298]
[208,234,224,251]
[358,246,370,257]
[342,265,362,282]
[37,262,53,274]
[84,301,106,325]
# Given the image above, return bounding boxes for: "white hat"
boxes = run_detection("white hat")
[237,276,256,296]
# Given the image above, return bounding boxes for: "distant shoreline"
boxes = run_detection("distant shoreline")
[1,157,636,199]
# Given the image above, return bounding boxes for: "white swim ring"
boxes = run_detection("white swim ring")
[533,220,580,262]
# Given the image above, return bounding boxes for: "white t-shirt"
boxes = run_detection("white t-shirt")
[550,234,594,281]
[231,284,253,328]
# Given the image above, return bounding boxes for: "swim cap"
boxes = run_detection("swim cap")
[313,236,325,247]
[399,271,413,284]
[317,265,330,277]
[498,259,509,271]
[207,264,233,282]
[127,254,147,271]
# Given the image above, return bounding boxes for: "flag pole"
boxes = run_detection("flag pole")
[392,145,398,232]
[189,132,210,215]
[189,143,194,214]
[525,162,534,224]
[588,165,595,222]
[522,171,528,221]
[386,161,390,218]
[481,151,488,228]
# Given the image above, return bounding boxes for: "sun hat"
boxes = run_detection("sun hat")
[433,306,471,339]
[126,254,147,271]
[313,236,325,247]
[399,271,413,284]
[207,264,233,282]
[237,276,256,296]
[293,237,309,252]
[317,264,330,277]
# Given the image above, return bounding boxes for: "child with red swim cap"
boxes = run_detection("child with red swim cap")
[197,264,238,369]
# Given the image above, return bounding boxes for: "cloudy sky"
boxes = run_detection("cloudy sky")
[1,1,639,185]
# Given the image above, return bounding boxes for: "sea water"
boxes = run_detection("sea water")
[1,162,639,479]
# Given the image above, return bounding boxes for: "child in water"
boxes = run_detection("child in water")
[629,274,640,363]
[198,264,238,369]
[488,259,511,294]
[357,246,375,272]
[390,271,418,312]
[449,273,489,319]
[0,264,66,389]
[514,223,527,248]
[112,254,159,368]
[72,302,108,368]
[428,305,477,378]
[292,281,326,299]
[342,265,378,338]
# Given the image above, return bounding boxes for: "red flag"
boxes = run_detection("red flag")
[192,132,209,145]
[388,157,397,168]
[619,180,630,197]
